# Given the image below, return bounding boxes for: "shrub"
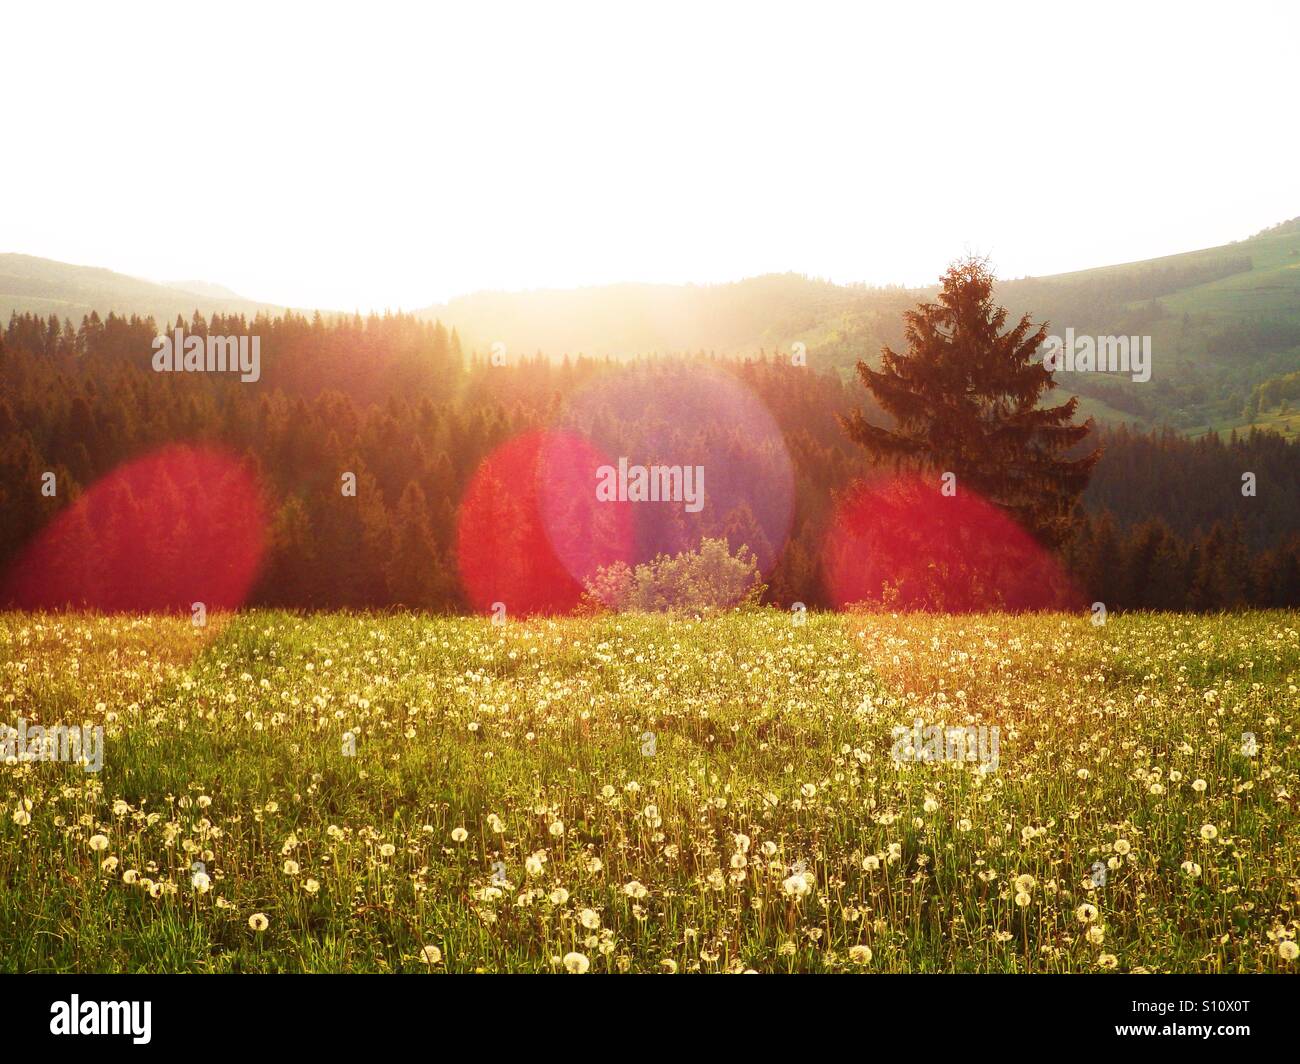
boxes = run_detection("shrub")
[584,537,765,612]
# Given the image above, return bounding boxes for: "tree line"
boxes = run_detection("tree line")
[1,302,1298,612]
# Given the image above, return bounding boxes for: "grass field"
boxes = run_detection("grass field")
[2,609,1298,974]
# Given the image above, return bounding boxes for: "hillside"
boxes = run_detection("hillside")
[7,216,1299,432]
[997,219,1300,432]
[416,274,897,360]
[0,254,293,325]
[418,219,1300,432]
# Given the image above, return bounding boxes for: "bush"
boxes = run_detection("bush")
[584,538,766,612]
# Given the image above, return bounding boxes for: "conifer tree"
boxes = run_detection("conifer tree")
[841,257,1100,547]
[387,481,442,609]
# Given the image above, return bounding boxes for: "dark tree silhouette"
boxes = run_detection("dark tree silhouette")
[841,257,1101,547]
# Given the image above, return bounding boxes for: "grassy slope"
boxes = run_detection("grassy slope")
[1012,226,1300,432]
[1,610,1296,974]
[1161,230,1300,317]
[1147,228,1300,437]
[1151,227,1300,364]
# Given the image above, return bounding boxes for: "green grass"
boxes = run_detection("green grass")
[1,609,1298,973]
[1194,403,1300,441]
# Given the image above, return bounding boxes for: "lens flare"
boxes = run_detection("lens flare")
[2,444,267,612]
[539,362,795,605]
[456,430,633,615]
[821,475,1082,612]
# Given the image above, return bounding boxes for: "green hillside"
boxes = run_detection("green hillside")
[996,218,1300,432]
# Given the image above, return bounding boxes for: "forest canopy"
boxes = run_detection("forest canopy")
[2,307,1298,612]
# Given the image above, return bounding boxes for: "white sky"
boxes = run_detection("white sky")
[2,0,1296,311]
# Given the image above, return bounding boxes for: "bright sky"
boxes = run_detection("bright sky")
[3,0,1296,311]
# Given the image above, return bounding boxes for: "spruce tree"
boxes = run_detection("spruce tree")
[841,257,1100,547]
[387,481,442,610]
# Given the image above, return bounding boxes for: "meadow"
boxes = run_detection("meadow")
[1,609,1297,974]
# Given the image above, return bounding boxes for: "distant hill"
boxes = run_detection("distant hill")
[161,279,250,301]
[418,218,1300,432]
[7,216,1299,432]
[414,274,903,361]
[995,219,1300,432]
[0,254,293,325]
